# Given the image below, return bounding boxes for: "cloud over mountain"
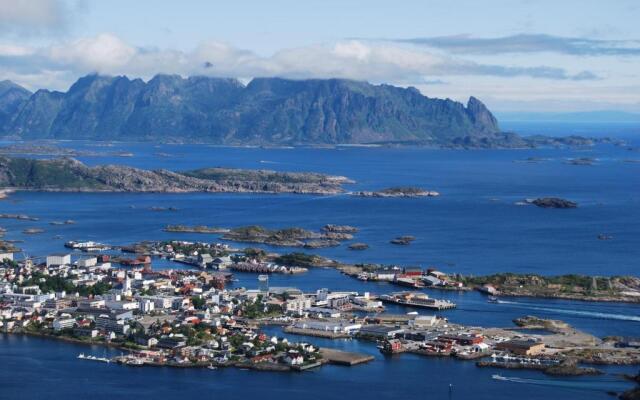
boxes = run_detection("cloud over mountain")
[394,34,640,56]
[0,34,598,92]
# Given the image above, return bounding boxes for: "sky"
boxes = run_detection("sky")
[0,0,639,112]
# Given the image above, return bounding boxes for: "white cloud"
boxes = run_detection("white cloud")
[1,33,634,111]
[0,43,34,57]
[48,33,136,70]
[5,34,590,85]
[0,0,75,36]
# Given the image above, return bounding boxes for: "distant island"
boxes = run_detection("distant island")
[0,156,353,195]
[221,225,355,248]
[164,225,230,234]
[528,197,578,209]
[352,187,439,198]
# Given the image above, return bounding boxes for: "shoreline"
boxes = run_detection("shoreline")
[4,331,367,373]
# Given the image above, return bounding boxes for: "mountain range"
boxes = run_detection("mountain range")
[0,74,515,146]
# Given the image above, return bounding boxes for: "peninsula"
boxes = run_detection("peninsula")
[0,156,353,195]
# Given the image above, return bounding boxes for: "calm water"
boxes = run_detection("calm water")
[0,333,635,400]
[1,124,639,399]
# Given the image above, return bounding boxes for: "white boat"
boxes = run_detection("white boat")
[207,365,217,370]
[492,374,508,381]
[77,353,111,363]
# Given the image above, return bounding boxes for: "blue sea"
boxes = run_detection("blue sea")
[1,121,639,399]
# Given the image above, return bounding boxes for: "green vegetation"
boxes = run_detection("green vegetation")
[191,296,206,310]
[0,157,106,189]
[379,187,426,195]
[183,168,335,184]
[461,273,627,298]
[0,156,348,194]
[164,225,228,233]
[462,273,610,290]
[241,296,281,319]
[274,252,322,267]
[20,273,111,296]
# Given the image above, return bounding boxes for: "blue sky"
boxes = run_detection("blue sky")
[1,0,639,112]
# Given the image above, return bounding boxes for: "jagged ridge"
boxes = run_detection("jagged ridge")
[0,74,508,146]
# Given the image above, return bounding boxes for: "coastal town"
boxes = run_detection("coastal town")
[1,240,639,379]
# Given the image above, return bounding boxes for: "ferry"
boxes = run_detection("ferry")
[380,291,456,310]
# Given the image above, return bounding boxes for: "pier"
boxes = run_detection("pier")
[319,348,375,366]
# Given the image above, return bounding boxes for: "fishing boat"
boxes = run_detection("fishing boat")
[357,272,370,281]
[124,358,144,366]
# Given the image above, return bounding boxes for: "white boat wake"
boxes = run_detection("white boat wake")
[492,375,628,391]
[495,300,640,322]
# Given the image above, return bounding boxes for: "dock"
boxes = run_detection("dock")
[284,326,351,339]
[319,348,374,366]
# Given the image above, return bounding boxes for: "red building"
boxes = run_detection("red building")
[438,334,484,346]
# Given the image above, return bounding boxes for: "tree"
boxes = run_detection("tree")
[191,296,206,310]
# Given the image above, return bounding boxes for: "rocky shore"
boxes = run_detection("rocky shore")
[390,235,416,245]
[352,187,439,198]
[222,225,354,248]
[528,197,578,208]
[477,359,603,377]
[513,316,571,333]
[621,373,640,400]
[0,156,353,195]
[164,225,230,234]
[464,274,640,303]
[348,243,369,250]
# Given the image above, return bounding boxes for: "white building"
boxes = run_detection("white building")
[139,299,155,313]
[46,254,71,267]
[105,300,139,311]
[283,350,304,365]
[353,292,383,309]
[285,296,312,315]
[0,252,14,261]
[410,315,438,328]
[77,257,97,268]
[53,317,76,332]
[143,296,173,309]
